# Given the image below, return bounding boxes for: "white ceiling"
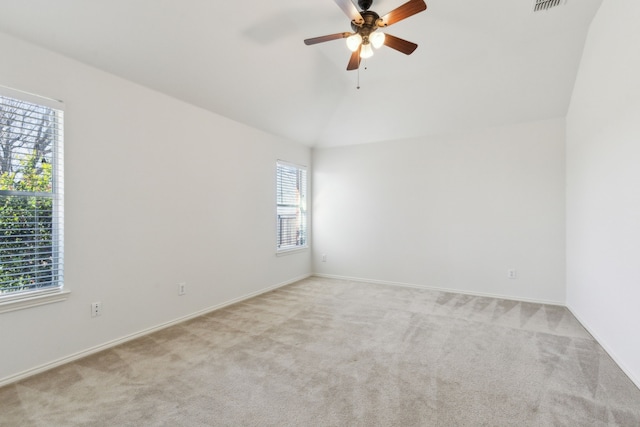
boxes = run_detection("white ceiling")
[0,0,602,147]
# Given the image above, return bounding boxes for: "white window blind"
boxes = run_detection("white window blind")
[0,87,64,298]
[276,161,307,252]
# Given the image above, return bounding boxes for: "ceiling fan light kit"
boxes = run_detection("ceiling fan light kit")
[370,32,385,49]
[346,33,363,51]
[304,0,427,71]
[360,42,374,58]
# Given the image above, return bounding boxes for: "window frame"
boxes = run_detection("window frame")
[276,160,308,254]
[0,85,67,314]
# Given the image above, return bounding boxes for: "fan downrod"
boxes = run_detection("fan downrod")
[358,0,373,11]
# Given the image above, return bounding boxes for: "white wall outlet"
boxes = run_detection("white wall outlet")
[322,254,327,262]
[91,302,102,317]
[178,282,187,296]
[508,269,518,279]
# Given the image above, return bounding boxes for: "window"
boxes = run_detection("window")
[0,86,64,311]
[276,161,307,252]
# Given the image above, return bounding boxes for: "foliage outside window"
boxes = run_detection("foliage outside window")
[276,161,307,252]
[0,89,64,298]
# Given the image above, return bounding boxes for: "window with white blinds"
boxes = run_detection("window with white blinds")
[0,87,64,299]
[276,161,307,252]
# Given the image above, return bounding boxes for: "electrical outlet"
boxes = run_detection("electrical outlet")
[508,269,517,279]
[91,302,102,317]
[178,282,186,296]
[322,254,327,262]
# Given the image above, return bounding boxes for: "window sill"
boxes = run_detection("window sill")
[0,289,70,314]
[276,247,309,257]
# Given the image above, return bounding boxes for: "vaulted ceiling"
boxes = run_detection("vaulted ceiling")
[0,0,602,147]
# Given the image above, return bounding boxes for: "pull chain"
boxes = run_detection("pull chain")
[356,59,367,90]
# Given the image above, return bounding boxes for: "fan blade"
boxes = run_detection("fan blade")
[334,0,364,24]
[378,0,427,27]
[383,33,418,55]
[304,32,351,45]
[347,48,361,71]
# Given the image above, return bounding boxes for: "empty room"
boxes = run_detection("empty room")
[1,0,639,425]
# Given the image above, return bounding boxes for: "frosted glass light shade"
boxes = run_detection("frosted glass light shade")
[360,43,373,58]
[346,34,363,52]
[370,32,386,49]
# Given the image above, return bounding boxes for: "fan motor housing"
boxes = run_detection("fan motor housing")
[351,10,381,39]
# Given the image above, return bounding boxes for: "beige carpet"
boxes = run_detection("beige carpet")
[1,277,639,426]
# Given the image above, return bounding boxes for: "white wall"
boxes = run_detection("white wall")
[313,119,566,303]
[0,32,310,384]
[566,0,640,387]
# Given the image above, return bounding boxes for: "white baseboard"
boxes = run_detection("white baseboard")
[313,273,565,306]
[0,274,311,388]
[566,305,640,391]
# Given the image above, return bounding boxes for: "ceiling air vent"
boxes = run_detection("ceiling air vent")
[533,0,566,12]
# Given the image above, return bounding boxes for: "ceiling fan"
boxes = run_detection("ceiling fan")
[304,0,427,71]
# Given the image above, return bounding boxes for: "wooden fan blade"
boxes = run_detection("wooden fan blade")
[334,0,364,24]
[347,48,361,71]
[383,33,418,55]
[304,32,351,45]
[378,0,427,27]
